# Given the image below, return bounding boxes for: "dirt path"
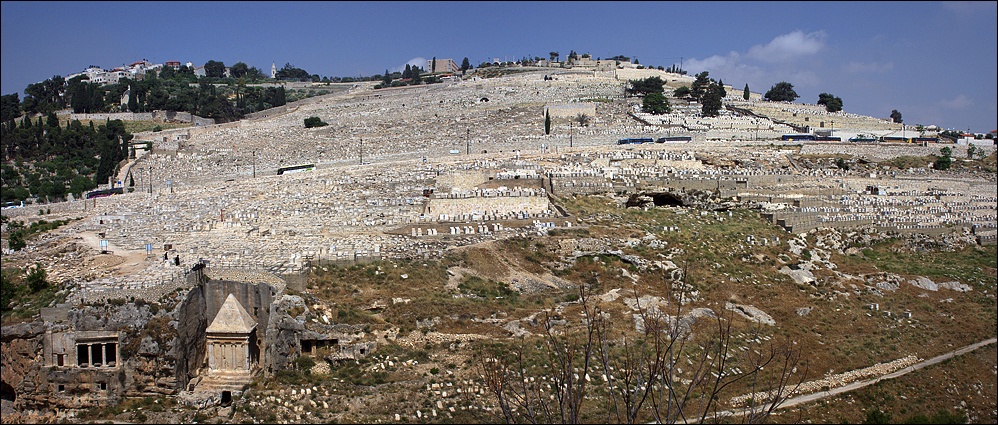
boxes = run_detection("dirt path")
[710,337,998,422]
[77,231,151,275]
[777,337,997,410]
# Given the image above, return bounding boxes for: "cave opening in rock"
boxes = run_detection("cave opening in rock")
[1,380,15,402]
[651,193,683,207]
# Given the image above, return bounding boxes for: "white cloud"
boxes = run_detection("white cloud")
[685,52,767,83]
[942,1,997,15]
[940,94,972,110]
[389,57,427,73]
[746,30,826,63]
[787,70,821,88]
[842,61,894,74]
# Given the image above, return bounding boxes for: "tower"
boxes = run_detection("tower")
[271,63,277,79]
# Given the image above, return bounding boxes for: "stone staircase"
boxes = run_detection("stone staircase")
[194,369,254,393]
[178,370,256,408]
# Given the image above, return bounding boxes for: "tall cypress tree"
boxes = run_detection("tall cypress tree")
[544,109,551,135]
[127,85,139,112]
[743,84,750,100]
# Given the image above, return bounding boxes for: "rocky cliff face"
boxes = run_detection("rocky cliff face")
[264,294,308,373]
[1,299,183,419]
[0,278,299,419]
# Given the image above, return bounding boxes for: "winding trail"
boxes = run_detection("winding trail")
[719,337,998,421]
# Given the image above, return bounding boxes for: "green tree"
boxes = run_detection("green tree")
[890,109,903,123]
[127,85,139,112]
[1,93,21,122]
[967,144,977,159]
[230,62,250,78]
[627,76,665,96]
[544,109,551,135]
[245,66,265,81]
[817,93,843,112]
[764,81,799,102]
[690,71,711,102]
[673,86,691,99]
[641,92,671,114]
[461,57,471,75]
[26,264,47,293]
[701,82,725,116]
[743,83,750,100]
[382,69,392,86]
[204,60,227,78]
[410,65,421,84]
[934,146,952,170]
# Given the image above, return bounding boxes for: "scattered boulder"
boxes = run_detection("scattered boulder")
[725,302,776,326]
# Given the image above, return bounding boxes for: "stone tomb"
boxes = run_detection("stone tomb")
[205,293,256,373]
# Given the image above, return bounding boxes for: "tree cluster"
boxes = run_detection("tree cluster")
[681,71,726,117]
[1,261,51,317]
[2,116,132,203]
[275,63,312,81]
[625,77,672,115]
[665,64,687,75]
[20,75,67,116]
[58,70,285,122]
[626,76,665,96]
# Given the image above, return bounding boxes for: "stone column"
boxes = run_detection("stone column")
[208,341,216,370]
[244,337,250,370]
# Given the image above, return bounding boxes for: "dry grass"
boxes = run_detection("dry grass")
[236,190,996,423]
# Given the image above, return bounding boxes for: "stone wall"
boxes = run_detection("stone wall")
[69,110,215,126]
[427,195,552,220]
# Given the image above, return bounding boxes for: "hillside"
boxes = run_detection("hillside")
[1,67,995,424]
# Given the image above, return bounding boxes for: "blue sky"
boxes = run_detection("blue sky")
[2,1,996,132]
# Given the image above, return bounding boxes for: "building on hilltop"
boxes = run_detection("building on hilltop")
[427,58,459,74]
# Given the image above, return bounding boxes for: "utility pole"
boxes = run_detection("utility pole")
[148,167,152,194]
[359,138,363,165]
[466,128,470,155]
[252,150,256,178]
[570,122,573,148]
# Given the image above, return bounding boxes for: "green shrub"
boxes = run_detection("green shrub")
[304,116,328,128]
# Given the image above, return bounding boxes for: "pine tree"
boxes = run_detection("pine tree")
[743,84,750,100]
